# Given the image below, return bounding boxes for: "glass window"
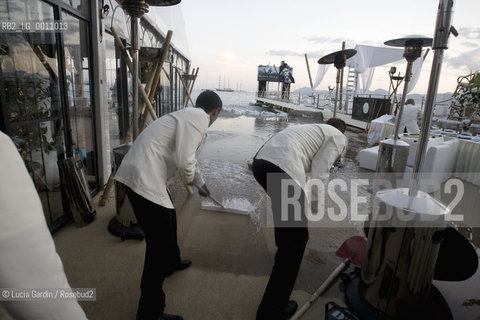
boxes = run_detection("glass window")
[106,1,128,39]
[104,32,130,149]
[61,0,89,14]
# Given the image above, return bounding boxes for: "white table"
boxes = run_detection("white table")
[368,114,395,146]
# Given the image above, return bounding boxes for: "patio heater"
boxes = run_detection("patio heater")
[345,2,467,320]
[108,0,180,241]
[318,49,356,118]
[374,36,433,177]
[384,35,432,141]
[119,0,181,141]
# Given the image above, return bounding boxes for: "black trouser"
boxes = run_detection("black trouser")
[125,186,181,320]
[252,159,309,319]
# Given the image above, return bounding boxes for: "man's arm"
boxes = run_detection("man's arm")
[310,134,347,180]
[174,113,209,185]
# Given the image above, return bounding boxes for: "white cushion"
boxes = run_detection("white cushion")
[357,146,379,171]
[402,139,459,193]
[406,136,444,167]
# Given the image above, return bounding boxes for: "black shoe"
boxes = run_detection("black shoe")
[158,314,183,320]
[175,259,192,271]
[165,259,192,277]
[283,300,298,319]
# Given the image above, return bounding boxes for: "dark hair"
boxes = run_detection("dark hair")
[326,118,346,133]
[406,98,415,105]
[195,90,222,113]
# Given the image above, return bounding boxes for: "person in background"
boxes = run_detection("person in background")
[0,131,87,320]
[114,90,222,320]
[251,118,347,320]
[279,60,287,74]
[279,61,294,101]
[398,98,423,135]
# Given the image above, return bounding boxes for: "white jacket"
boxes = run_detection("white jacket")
[0,131,87,320]
[115,107,209,208]
[255,124,347,188]
[399,104,422,134]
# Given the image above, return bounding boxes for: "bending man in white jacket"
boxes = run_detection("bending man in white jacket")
[114,90,222,320]
[252,118,347,320]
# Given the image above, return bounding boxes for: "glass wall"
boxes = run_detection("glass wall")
[104,32,132,176]
[1,0,191,231]
[0,0,97,230]
[104,1,190,151]
[0,0,66,227]
[62,10,97,190]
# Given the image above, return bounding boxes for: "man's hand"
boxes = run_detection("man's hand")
[190,176,210,197]
[197,183,210,197]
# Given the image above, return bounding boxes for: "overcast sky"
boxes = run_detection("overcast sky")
[181,0,480,94]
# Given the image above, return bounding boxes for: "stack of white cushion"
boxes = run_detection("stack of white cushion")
[403,139,460,193]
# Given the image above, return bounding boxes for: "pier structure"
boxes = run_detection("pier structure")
[256,97,368,130]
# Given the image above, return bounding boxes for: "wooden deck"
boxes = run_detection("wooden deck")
[256,97,367,130]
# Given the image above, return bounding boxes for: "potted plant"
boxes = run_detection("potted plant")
[453,73,480,122]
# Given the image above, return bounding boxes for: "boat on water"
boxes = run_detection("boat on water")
[216,75,235,92]
[215,88,235,92]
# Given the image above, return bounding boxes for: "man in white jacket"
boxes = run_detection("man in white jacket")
[114,90,222,320]
[252,118,347,320]
[0,131,87,320]
[398,98,423,135]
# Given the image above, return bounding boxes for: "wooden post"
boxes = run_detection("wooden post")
[138,60,164,132]
[110,26,158,121]
[139,30,174,131]
[304,54,315,105]
[183,67,199,108]
[305,54,314,88]
[175,66,195,107]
